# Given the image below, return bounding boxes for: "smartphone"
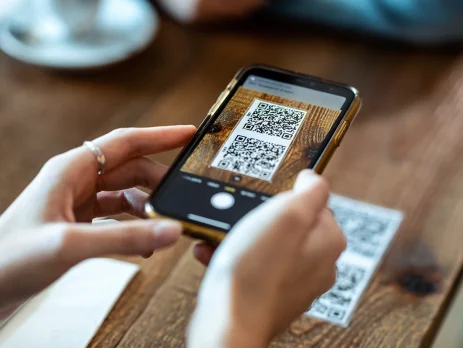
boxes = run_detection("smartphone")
[146,65,361,243]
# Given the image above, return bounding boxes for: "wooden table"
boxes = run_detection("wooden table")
[1,16,463,348]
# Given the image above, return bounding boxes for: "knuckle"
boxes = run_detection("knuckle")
[110,128,141,158]
[322,268,338,293]
[110,127,135,138]
[138,177,152,189]
[313,267,337,295]
[320,210,346,252]
[338,231,347,253]
[312,213,346,261]
[134,173,151,189]
[331,222,347,255]
[44,155,60,167]
[41,155,65,174]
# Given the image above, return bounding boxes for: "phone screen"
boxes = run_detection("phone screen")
[150,67,356,232]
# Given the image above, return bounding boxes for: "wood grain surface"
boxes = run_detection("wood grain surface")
[182,87,341,194]
[1,13,462,348]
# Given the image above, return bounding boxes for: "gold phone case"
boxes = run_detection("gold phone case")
[145,65,361,243]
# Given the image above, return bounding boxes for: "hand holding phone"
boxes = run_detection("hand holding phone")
[188,170,346,348]
[147,65,361,242]
[0,126,195,317]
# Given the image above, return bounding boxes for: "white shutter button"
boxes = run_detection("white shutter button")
[211,192,235,210]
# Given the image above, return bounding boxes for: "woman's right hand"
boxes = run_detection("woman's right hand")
[188,170,346,348]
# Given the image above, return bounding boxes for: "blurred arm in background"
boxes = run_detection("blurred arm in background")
[158,0,463,44]
[157,0,266,23]
[269,0,463,44]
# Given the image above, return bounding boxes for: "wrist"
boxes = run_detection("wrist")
[188,305,269,348]
[223,319,269,348]
[189,266,273,348]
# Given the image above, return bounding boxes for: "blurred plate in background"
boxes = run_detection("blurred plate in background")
[0,0,159,70]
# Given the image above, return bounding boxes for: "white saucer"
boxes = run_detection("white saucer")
[0,0,159,70]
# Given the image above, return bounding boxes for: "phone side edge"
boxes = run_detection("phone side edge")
[312,93,362,174]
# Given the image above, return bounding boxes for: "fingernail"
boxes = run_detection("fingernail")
[299,169,315,177]
[294,170,320,192]
[152,220,182,247]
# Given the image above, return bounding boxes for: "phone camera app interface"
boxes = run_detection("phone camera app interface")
[155,75,347,231]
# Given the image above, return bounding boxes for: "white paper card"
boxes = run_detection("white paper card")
[211,99,307,181]
[306,194,404,327]
[0,258,139,348]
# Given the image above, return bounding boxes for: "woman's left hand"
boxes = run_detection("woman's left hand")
[0,126,196,315]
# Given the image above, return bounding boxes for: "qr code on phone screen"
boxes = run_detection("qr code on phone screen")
[211,99,307,180]
[243,101,306,140]
[216,135,286,180]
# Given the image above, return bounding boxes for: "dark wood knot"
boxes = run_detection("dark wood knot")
[396,270,441,296]
[304,147,319,160]
[208,123,223,133]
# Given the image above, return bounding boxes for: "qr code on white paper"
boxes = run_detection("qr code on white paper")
[306,195,403,327]
[211,99,307,181]
[321,263,366,308]
[331,203,392,259]
[309,263,367,323]
[243,101,306,140]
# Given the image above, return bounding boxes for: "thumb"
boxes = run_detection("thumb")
[291,169,330,216]
[69,219,182,260]
[293,169,322,193]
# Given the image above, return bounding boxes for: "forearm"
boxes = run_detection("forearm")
[188,307,268,348]
[188,275,269,348]
[266,0,463,43]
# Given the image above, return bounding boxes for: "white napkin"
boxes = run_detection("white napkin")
[0,258,139,348]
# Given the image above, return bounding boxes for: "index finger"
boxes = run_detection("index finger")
[93,125,196,171]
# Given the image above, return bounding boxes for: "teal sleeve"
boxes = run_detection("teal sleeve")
[267,0,463,43]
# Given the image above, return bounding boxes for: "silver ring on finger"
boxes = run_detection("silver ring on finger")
[83,141,106,175]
